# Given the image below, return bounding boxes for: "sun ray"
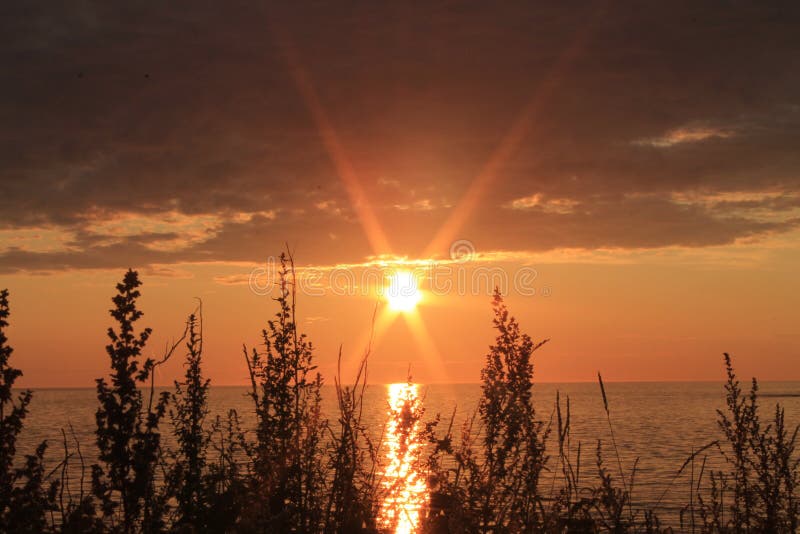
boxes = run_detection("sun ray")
[403,311,452,391]
[341,304,399,379]
[423,32,591,259]
[277,37,393,256]
[272,20,599,391]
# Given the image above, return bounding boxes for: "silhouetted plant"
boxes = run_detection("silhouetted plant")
[203,409,250,532]
[324,350,379,533]
[168,309,211,531]
[424,289,550,533]
[596,372,640,528]
[422,292,676,534]
[242,252,327,531]
[55,422,105,533]
[696,353,800,532]
[93,270,185,533]
[539,391,595,532]
[592,439,635,532]
[477,289,549,530]
[0,289,59,532]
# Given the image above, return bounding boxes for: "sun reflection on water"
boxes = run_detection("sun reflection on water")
[379,383,428,534]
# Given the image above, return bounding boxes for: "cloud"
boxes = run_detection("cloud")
[314,200,345,217]
[506,194,579,214]
[633,125,734,148]
[84,210,224,251]
[212,273,252,286]
[1,1,799,272]
[393,199,435,212]
[0,227,77,254]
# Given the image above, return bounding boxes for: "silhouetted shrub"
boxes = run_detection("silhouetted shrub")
[242,253,328,531]
[695,353,800,532]
[203,408,250,532]
[424,289,550,532]
[168,311,211,531]
[93,270,174,532]
[324,351,380,533]
[0,289,59,532]
[423,292,665,533]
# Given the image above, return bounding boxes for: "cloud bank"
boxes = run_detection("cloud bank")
[1,1,799,273]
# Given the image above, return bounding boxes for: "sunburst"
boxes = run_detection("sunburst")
[384,270,422,312]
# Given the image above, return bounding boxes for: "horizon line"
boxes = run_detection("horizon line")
[21,377,800,390]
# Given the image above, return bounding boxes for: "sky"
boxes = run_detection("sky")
[1,1,799,387]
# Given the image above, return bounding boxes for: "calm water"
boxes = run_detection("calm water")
[19,381,800,526]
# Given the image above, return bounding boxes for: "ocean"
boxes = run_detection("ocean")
[18,381,800,527]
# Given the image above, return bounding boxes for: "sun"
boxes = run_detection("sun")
[385,270,422,312]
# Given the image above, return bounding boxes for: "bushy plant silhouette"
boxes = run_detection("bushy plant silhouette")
[693,353,800,532]
[0,289,58,532]
[168,311,211,530]
[241,253,328,531]
[93,270,172,533]
[424,289,550,533]
[324,351,381,533]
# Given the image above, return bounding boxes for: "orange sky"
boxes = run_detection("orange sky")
[1,3,799,386]
[5,239,800,387]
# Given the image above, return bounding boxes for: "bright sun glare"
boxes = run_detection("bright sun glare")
[385,270,422,312]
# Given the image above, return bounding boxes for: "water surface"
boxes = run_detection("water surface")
[20,381,800,526]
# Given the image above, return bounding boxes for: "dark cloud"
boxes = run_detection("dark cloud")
[1,0,799,271]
